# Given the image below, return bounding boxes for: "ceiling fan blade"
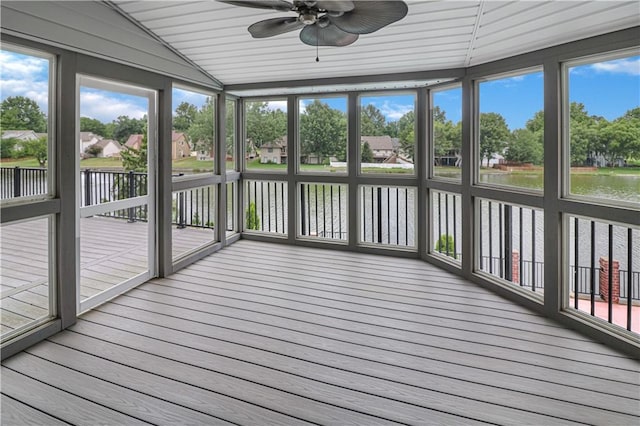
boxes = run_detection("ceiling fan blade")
[248,17,305,38]
[315,1,354,13]
[330,0,408,34]
[300,22,359,47]
[217,0,293,12]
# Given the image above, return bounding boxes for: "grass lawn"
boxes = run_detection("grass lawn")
[4,157,638,177]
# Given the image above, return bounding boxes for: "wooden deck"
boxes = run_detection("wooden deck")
[2,240,639,425]
[0,216,217,334]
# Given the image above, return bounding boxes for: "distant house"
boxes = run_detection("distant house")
[171,131,191,160]
[80,132,102,153]
[1,130,40,141]
[1,130,44,153]
[361,135,398,162]
[93,139,122,158]
[124,134,144,151]
[259,136,287,164]
[435,149,461,167]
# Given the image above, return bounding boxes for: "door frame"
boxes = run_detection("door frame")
[75,74,157,314]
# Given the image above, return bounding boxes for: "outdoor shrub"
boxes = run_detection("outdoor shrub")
[245,202,260,230]
[435,234,456,257]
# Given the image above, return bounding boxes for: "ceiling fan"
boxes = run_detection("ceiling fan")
[218,1,408,47]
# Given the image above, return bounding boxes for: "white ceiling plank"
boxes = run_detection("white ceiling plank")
[110,0,639,85]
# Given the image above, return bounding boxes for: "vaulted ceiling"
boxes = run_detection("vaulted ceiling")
[111,0,640,87]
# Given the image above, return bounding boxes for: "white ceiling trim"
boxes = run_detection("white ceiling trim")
[464,0,484,67]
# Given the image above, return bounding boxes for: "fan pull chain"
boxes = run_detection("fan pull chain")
[316,24,319,62]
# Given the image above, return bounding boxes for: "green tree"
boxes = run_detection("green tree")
[80,117,106,136]
[245,202,260,230]
[21,136,48,167]
[385,121,399,138]
[600,119,640,164]
[111,115,147,144]
[84,144,103,158]
[622,107,640,121]
[173,102,198,132]
[188,97,215,157]
[397,111,415,161]
[226,99,236,160]
[189,98,214,154]
[1,138,17,159]
[505,128,543,164]
[245,102,287,152]
[432,107,462,165]
[121,132,147,172]
[299,99,347,162]
[360,104,386,136]
[479,112,510,167]
[361,141,374,162]
[435,234,456,257]
[0,96,47,133]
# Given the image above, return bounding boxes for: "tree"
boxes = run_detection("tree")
[479,112,510,167]
[226,99,236,159]
[505,128,543,165]
[111,115,147,144]
[80,117,106,136]
[21,136,48,167]
[299,99,347,162]
[1,96,47,133]
[361,141,374,162]
[245,202,260,230]
[360,104,386,136]
[397,111,415,161]
[600,119,640,164]
[84,144,103,158]
[188,97,215,157]
[245,102,287,152]
[435,234,456,257]
[173,102,198,132]
[432,107,461,165]
[1,138,17,159]
[121,132,147,172]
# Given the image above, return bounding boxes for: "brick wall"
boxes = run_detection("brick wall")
[599,257,620,303]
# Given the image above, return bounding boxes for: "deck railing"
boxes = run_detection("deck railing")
[0,166,47,199]
[5,168,637,306]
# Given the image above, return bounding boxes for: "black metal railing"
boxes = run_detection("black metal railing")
[245,180,287,234]
[432,191,462,261]
[478,200,544,292]
[361,185,415,247]
[0,166,47,199]
[82,169,148,222]
[226,181,236,233]
[172,186,216,229]
[300,183,347,240]
[569,216,639,331]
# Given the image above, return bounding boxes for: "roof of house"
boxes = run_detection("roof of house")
[79,132,102,142]
[172,131,186,142]
[260,135,287,149]
[1,130,39,140]
[95,139,121,149]
[361,135,396,151]
[124,134,144,149]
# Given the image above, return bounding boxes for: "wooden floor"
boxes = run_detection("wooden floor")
[2,240,639,425]
[0,217,216,334]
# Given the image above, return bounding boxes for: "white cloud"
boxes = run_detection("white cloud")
[172,87,210,111]
[0,50,50,112]
[378,100,413,121]
[80,90,147,123]
[591,58,640,76]
[266,100,287,112]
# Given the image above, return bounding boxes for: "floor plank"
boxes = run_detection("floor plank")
[2,240,639,426]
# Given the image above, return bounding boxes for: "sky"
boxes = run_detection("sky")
[1,48,638,130]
